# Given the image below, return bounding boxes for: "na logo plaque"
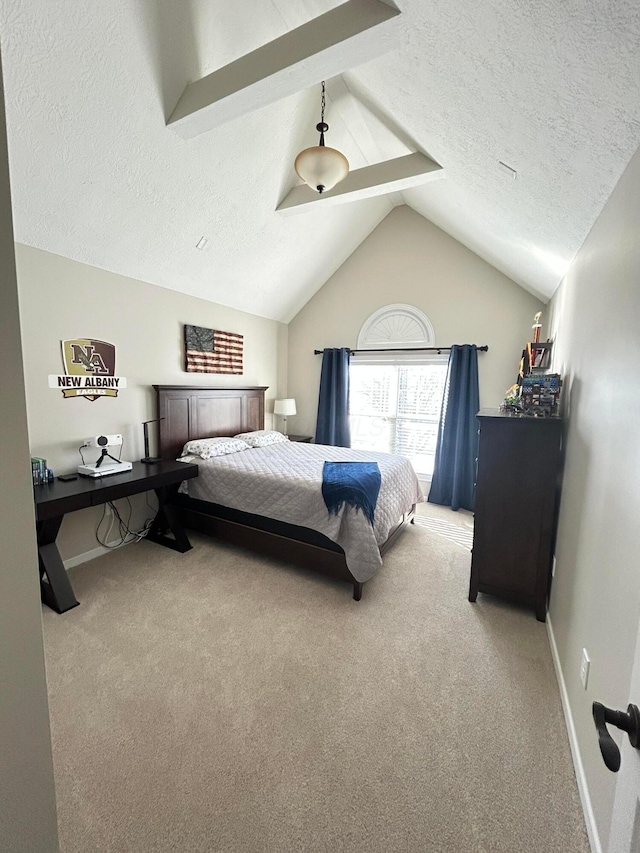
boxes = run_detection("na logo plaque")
[48,339,127,401]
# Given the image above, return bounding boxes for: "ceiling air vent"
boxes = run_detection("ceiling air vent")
[498,161,517,179]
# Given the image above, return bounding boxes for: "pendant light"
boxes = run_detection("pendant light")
[294,81,349,194]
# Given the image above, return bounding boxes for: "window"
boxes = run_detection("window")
[351,304,446,479]
[349,358,448,478]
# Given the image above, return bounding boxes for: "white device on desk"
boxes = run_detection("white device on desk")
[78,434,133,478]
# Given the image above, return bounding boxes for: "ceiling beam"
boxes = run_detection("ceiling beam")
[276,153,444,215]
[324,76,413,207]
[167,0,404,138]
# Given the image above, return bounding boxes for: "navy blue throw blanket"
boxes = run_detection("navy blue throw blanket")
[322,461,381,527]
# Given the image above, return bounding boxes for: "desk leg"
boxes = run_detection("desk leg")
[37,516,80,614]
[147,485,193,553]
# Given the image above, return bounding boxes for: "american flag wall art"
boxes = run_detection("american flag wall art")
[184,324,244,375]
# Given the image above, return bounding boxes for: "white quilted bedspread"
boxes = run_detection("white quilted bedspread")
[179,442,423,582]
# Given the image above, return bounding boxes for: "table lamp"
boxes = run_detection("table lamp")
[274,399,296,435]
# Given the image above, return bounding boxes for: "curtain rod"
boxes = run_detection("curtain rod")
[313,345,489,355]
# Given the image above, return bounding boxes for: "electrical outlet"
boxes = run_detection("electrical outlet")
[552,556,557,577]
[580,649,590,690]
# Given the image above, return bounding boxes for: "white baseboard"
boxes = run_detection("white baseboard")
[62,540,128,569]
[547,615,602,853]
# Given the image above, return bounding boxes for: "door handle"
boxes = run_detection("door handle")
[592,701,640,772]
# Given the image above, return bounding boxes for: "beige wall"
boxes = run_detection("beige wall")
[287,205,544,438]
[17,246,286,562]
[0,61,59,850]
[547,145,640,849]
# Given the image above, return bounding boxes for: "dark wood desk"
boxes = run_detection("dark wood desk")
[34,460,199,614]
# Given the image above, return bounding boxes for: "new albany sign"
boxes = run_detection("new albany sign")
[48,339,127,401]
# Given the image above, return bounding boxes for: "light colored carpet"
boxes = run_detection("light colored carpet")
[413,515,474,550]
[42,507,589,853]
[414,501,474,549]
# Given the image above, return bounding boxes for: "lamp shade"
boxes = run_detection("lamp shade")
[274,398,296,416]
[294,145,349,194]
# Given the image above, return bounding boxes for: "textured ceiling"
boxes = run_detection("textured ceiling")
[1,0,639,321]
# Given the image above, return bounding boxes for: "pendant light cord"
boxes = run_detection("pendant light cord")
[317,81,328,147]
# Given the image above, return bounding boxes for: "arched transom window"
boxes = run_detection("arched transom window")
[357,304,435,351]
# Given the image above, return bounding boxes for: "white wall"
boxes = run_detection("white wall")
[17,245,286,562]
[287,205,544,437]
[547,144,640,849]
[0,59,59,851]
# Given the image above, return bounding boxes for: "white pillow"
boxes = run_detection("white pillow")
[180,436,250,460]
[234,430,289,448]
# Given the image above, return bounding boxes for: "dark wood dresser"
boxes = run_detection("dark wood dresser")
[469,409,563,621]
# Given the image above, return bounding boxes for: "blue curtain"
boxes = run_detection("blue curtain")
[428,344,480,511]
[315,348,351,447]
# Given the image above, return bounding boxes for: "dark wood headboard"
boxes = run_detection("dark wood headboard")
[154,385,267,460]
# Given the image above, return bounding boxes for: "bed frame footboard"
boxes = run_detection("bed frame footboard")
[171,495,415,602]
[174,494,360,591]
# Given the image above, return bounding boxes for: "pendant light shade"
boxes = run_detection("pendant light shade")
[294,82,349,194]
[294,143,349,194]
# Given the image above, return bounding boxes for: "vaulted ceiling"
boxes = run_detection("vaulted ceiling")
[2,0,639,322]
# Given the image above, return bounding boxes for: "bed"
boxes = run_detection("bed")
[155,385,422,599]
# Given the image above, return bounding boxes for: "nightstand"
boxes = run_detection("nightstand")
[287,435,312,443]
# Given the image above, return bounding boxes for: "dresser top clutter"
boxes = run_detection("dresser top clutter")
[477,407,564,424]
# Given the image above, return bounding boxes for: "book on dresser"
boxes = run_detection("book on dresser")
[468,408,563,622]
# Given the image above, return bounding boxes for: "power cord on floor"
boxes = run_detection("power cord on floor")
[95,498,155,549]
